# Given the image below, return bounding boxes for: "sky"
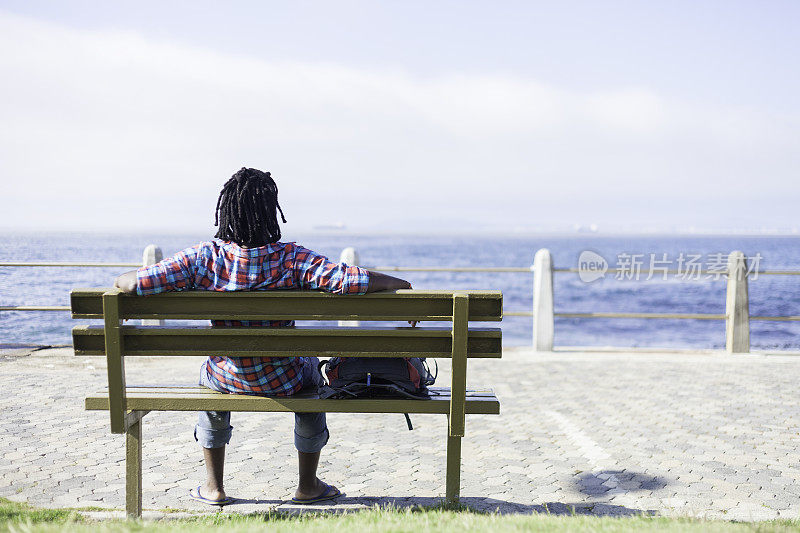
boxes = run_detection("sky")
[0,1,798,234]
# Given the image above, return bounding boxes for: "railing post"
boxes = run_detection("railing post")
[339,247,360,327]
[725,250,750,353]
[533,249,554,351]
[141,244,163,326]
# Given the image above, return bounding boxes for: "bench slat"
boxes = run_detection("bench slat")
[85,387,500,415]
[70,289,503,322]
[73,325,502,358]
[105,386,497,397]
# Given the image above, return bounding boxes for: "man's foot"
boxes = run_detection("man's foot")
[189,484,234,506]
[293,477,340,503]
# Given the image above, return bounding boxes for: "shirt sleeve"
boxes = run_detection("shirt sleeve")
[136,245,200,296]
[293,245,370,295]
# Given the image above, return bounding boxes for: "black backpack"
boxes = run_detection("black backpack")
[318,357,437,429]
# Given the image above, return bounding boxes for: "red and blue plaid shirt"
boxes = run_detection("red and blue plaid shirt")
[136,240,370,396]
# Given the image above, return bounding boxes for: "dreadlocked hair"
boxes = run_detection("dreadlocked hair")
[214,167,287,247]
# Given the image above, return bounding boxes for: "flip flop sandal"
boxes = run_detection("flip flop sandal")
[189,486,236,506]
[290,482,341,504]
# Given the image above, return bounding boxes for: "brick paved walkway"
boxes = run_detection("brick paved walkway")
[1,345,798,520]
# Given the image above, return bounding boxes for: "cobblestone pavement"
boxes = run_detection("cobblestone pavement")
[1,345,799,520]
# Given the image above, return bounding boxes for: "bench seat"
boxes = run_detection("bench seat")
[85,386,500,414]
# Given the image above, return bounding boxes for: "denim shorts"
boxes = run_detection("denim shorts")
[194,357,329,453]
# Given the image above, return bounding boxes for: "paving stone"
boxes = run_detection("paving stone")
[768,500,793,511]
[3,348,800,519]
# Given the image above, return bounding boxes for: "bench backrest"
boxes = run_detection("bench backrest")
[70,288,503,436]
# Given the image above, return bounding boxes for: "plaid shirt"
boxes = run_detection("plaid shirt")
[136,240,370,396]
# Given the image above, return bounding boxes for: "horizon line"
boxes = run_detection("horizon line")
[2,227,800,239]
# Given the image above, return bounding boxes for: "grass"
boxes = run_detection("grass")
[2,498,800,533]
[0,499,80,525]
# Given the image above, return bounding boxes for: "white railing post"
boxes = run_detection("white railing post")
[725,250,750,353]
[339,247,360,327]
[533,249,554,351]
[141,244,163,326]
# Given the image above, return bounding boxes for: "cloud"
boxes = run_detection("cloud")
[0,10,797,233]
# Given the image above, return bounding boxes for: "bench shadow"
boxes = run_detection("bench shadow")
[233,496,658,517]
[223,497,287,507]
[217,471,667,517]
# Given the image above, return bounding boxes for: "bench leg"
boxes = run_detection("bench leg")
[126,416,143,519]
[445,433,461,503]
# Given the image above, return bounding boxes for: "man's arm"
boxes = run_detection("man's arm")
[365,270,412,293]
[114,270,138,294]
[119,264,412,293]
[123,245,199,296]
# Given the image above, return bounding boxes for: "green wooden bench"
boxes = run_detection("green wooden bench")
[70,288,503,517]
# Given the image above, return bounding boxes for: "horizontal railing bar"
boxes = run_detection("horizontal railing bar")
[363,266,534,272]
[503,311,534,316]
[2,262,800,276]
[554,268,721,275]
[0,262,532,272]
[555,312,727,320]
[370,267,800,276]
[0,262,139,267]
[751,316,800,321]
[555,268,800,276]
[0,306,72,311]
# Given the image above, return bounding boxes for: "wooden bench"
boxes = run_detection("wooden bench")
[70,288,503,517]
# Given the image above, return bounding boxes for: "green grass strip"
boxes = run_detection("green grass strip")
[2,498,800,533]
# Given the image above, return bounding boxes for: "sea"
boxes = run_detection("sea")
[2,231,800,350]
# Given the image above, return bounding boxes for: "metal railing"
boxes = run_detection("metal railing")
[2,245,800,352]
[0,261,131,315]
[0,262,140,267]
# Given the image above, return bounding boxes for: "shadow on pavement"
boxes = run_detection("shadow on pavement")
[267,495,658,517]
[574,470,669,497]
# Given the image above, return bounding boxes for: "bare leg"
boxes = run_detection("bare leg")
[199,445,226,501]
[294,451,334,500]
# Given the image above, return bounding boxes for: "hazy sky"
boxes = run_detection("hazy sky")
[1,1,798,234]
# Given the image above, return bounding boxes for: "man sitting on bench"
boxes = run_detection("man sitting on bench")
[113,167,412,506]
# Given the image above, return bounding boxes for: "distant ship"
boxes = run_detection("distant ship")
[312,222,347,231]
[574,223,599,233]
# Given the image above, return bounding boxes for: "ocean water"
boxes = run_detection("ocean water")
[2,231,800,350]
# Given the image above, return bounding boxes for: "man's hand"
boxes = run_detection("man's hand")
[365,271,412,293]
[365,271,418,327]
[114,270,138,294]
